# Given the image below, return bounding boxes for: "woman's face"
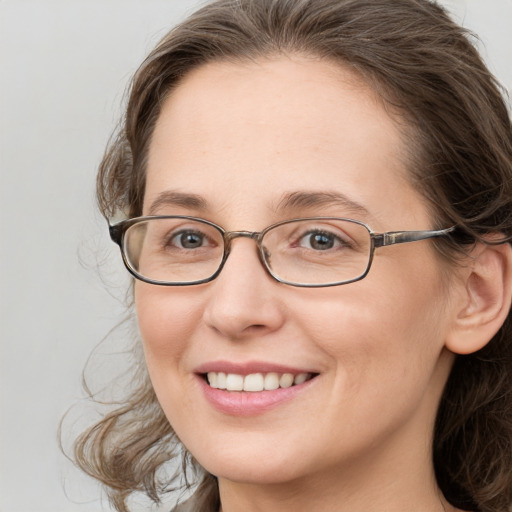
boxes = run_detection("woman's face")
[136,57,457,487]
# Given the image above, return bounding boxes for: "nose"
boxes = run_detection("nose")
[203,237,285,340]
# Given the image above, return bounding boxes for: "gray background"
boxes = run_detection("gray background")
[1,1,511,511]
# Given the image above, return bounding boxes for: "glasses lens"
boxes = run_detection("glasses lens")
[261,219,372,285]
[124,218,224,284]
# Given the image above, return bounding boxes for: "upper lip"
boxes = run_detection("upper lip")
[194,360,317,376]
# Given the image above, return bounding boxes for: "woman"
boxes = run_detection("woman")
[74,0,512,511]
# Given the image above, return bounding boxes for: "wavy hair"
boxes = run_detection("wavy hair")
[74,1,512,511]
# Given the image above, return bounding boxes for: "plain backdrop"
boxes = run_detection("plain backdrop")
[1,1,511,511]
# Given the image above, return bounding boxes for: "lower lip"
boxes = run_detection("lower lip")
[198,375,317,416]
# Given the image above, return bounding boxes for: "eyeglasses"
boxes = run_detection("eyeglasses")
[109,215,454,288]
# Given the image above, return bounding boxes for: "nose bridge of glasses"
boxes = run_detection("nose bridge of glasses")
[222,230,268,271]
[223,230,261,245]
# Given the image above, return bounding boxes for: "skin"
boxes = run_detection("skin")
[136,56,466,511]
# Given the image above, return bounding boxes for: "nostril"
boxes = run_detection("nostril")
[246,324,267,332]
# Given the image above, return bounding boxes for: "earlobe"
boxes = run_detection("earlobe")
[446,241,512,355]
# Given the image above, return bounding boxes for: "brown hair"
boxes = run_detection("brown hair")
[76,1,512,511]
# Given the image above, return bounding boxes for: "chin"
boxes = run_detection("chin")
[205,459,305,486]
[186,435,310,485]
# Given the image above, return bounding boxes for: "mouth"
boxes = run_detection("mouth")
[203,371,317,392]
[196,363,320,415]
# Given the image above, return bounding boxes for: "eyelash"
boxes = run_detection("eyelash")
[293,229,352,251]
[165,229,212,250]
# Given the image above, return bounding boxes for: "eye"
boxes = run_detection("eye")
[298,230,348,251]
[169,230,210,249]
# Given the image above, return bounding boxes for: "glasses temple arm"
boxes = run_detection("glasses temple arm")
[373,226,455,248]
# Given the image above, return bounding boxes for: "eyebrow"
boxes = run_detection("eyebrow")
[147,189,370,219]
[274,191,370,217]
[147,191,208,215]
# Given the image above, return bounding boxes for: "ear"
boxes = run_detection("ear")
[445,241,512,355]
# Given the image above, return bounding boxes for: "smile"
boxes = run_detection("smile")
[206,371,314,392]
[198,369,319,416]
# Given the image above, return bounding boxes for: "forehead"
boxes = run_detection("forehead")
[145,56,427,230]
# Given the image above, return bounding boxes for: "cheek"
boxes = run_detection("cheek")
[134,283,204,369]
[296,255,450,401]
[134,284,209,432]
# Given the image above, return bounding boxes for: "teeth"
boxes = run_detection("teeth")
[264,372,280,390]
[217,372,227,390]
[294,373,309,385]
[279,373,294,388]
[225,373,244,391]
[243,373,264,392]
[208,372,218,388]
[206,371,312,392]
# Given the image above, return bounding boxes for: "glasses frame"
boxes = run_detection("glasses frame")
[109,215,455,288]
